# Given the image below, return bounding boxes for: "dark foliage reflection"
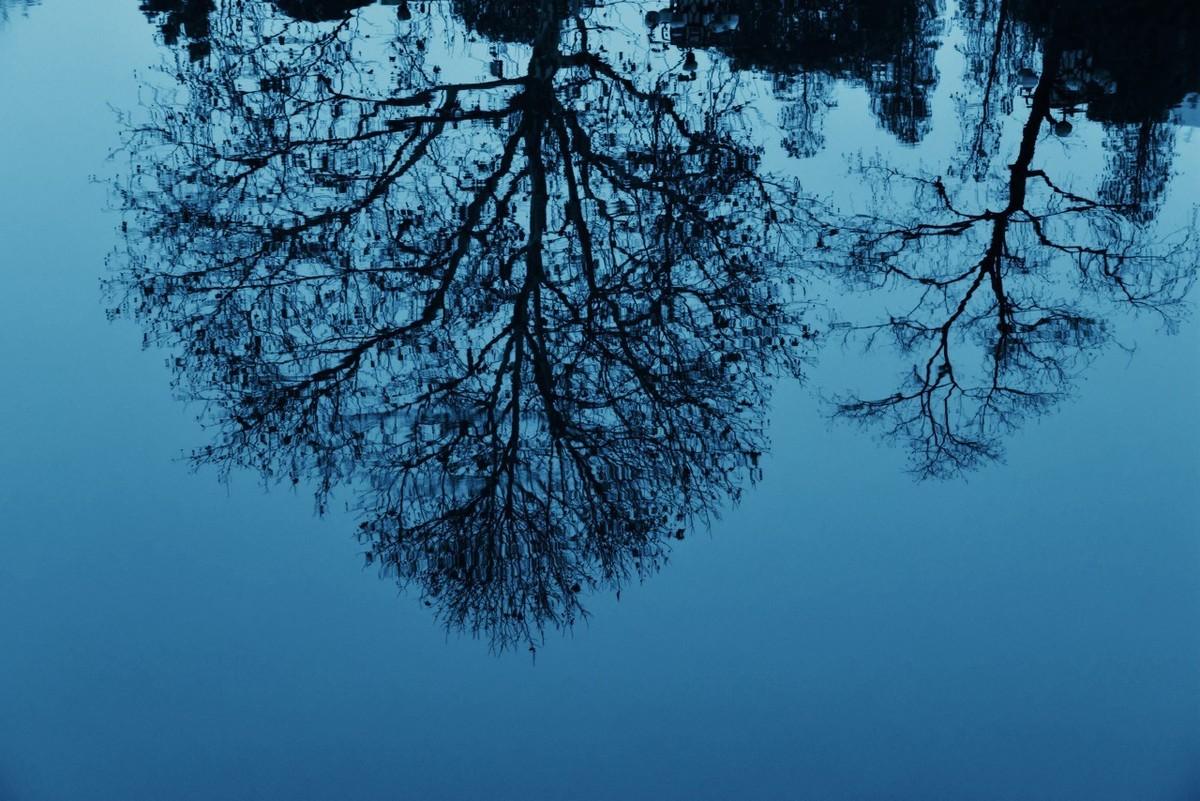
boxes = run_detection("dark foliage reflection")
[649,0,942,146]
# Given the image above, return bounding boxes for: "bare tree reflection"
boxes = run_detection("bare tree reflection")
[829,4,1198,477]
[113,0,812,649]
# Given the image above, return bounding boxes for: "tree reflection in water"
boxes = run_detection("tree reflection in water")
[827,0,1198,477]
[114,0,814,649]
[116,0,1199,645]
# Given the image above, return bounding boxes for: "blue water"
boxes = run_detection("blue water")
[1,2,1198,799]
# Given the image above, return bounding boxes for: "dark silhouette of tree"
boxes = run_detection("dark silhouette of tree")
[1010,0,1199,124]
[1039,0,1200,224]
[1099,121,1176,225]
[955,0,1199,213]
[112,0,812,649]
[453,0,573,43]
[141,0,943,150]
[273,0,375,21]
[141,0,381,58]
[952,0,1030,180]
[774,71,836,159]
[141,0,215,60]
[827,20,1196,477]
[646,0,942,145]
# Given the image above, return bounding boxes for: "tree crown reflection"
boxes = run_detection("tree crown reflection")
[115,0,814,650]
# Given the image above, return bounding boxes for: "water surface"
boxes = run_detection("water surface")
[1,1,1198,799]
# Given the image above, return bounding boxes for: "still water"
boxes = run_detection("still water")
[1,1,1198,798]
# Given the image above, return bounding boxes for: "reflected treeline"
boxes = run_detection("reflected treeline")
[140,0,372,59]
[829,0,1198,477]
[648,0,942,147]
[140,0,213,59]
[142,0,946,148]
[113,0,811,649]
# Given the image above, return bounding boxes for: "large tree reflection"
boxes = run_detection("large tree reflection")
[114,0,810,648]
[829,1,1198,477]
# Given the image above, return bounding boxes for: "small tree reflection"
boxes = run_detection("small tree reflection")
[828,3,1198,477]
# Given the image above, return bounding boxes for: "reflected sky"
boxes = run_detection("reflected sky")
[1,1,1198,800]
